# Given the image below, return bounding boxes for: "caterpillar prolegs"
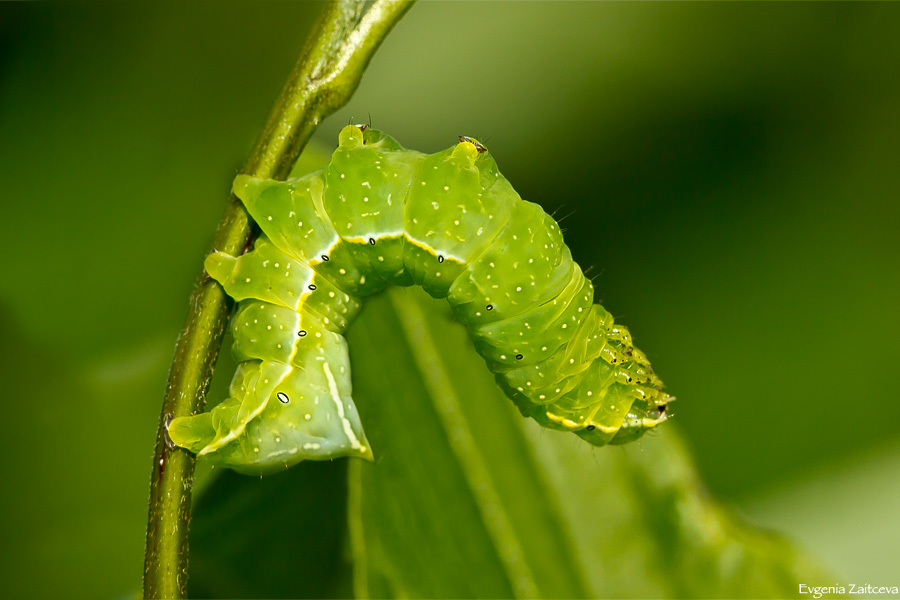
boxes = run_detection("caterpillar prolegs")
[168,125,671,474]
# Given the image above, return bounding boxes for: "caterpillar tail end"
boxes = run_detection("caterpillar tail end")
[204,251,238,285]
[165,389,374,476]
[167,412,216,455]
[167,394,252,458]
[231,173,262,200]
[231,173,290,212]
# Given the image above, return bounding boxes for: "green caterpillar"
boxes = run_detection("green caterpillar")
[168,125,670,474]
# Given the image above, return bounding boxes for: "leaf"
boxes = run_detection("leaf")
[188,460,353,599]
[345,287,831,599]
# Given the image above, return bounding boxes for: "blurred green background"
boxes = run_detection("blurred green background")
[1,2,898,598]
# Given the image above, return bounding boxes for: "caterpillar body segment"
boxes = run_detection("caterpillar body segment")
[168,125,669,473]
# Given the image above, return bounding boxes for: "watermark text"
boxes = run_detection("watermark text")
[800,583,899,598]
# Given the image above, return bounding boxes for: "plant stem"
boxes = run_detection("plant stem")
[142,2,416,598]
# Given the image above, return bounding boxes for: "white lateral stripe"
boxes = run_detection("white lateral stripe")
[323,362,365,451]
[345,231,405,243]
[200,315,301,456]
[403,234,465,262]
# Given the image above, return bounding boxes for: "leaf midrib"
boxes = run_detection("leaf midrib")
[388,289,593,599]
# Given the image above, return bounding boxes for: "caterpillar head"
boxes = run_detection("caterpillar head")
[606,394,672,446]
[563,377,672,447]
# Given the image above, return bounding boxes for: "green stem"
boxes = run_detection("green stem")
[142,2,416,598]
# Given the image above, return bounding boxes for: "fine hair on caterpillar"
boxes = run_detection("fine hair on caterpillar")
[167,124,671,474]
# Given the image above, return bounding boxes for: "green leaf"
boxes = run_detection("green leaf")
[188,460,353,599]
[345,287,831,599]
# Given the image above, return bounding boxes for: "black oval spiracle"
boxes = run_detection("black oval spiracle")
[298,330,308,337]
[308,284,317,291]
[276,392,290,404]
